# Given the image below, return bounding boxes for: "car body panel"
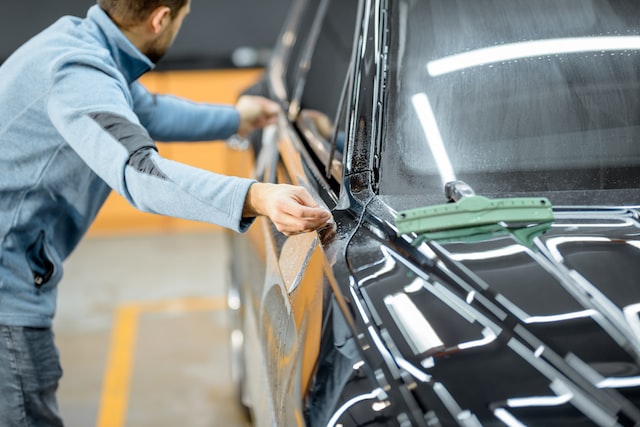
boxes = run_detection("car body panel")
[226,0,640,426]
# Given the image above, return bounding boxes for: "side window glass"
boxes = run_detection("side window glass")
[297,0,359,182]
[300,0,358,121]
[284,0,323,98]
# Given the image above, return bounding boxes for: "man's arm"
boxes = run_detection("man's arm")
[131,82,279,142]
[47,61,328,234]
[131,81,240,142]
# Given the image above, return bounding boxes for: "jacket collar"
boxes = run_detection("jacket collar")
[86,5,155,83]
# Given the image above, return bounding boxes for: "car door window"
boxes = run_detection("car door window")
[283,0,323,99]
[299,0,357,119]
[296,0,359,184]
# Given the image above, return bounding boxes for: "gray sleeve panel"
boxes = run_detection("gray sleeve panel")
[88,111,168,180]
[127,149,169,181]
[88,111,155,154]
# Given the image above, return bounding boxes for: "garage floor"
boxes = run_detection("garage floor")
[55,232,251,427]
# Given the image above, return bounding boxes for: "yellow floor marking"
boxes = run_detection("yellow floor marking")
[96,297,226,427]
[96,305,138,427]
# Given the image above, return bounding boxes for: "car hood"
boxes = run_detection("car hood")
[345,207,640,426]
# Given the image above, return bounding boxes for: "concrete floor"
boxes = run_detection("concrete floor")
[54,231,251,427]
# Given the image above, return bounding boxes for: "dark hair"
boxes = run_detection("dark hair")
[97,0,188,27]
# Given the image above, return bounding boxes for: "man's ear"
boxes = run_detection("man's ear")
[148,6,172,34]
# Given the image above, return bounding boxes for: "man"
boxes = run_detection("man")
[0,0,331,425]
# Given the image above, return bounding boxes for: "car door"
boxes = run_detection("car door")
[249,0,361,425]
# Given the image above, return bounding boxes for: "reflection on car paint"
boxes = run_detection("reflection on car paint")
[227,0,640,425]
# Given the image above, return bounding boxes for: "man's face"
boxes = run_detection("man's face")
[145,0,191,63]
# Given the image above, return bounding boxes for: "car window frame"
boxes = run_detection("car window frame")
[293,0,365,191]
[267,0,320,107]
[286,0,332,121]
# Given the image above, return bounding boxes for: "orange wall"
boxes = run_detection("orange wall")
[87,68,263,237]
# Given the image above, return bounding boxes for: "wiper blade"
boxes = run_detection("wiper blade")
[396,195,553,236]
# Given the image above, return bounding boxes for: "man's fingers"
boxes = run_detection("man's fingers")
[285,190,331,223]
[272,199,331,235]
[272,206,331,234]
[246,182,333,235]
[290,186,321,208]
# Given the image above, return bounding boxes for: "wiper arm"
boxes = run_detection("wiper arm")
[396,181,553,237]
[445,180,476,202]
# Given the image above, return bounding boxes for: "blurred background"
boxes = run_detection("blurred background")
[2,0,291,69]
[2,1,292,426]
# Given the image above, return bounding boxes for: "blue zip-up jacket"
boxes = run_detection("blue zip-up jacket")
[0,6,256,327]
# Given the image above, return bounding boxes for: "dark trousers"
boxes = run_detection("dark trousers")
[0,326,64,426]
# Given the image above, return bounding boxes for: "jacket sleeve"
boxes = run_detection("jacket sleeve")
[131,81,241,142]
[46,59,255,232]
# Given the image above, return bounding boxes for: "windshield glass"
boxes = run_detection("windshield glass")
[380,0,640,208]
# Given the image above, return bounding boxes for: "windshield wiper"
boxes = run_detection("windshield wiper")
[395,180,554,243]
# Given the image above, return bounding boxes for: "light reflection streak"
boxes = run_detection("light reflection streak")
[368,325,399,377]
[433,382,465,420]
[411,93,456,186]
[422,357,435,369]
[624,303,640,342]
[493,408,527,427]
[282,30,295,47]
[432,383,482,426]
[450,245,528,261]
[534,345,545,358]
[326,388,383,427]
[551,210,636,228]
[550,377,618,426]
[427,36,640,76]
[404,277,425,294]
[545,236,610,263]
[350,278,370,324]
[385,292,444,355]
[457,327,498,350]
[568,270,640,355]
[509,337,621,426]
[457,410,482,426]
[550,219,635,229]
[506,393,573,408]
[416,241,439,259]
[433,282,493,326]
[358,246,396,286]
[497,293,600,327]
[431,282,477,323]
[360,0,372,61]
[396,357,432,382]
[598,376,640,389]
[372,401,390,412]
[526,245,640,358]
[525,309,597,324]
[466,291,476,304]
[494,380,582,424]
[564,354,640,392]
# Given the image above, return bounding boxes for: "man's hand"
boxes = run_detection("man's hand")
[243,183,332,236]
[235,95,279,137]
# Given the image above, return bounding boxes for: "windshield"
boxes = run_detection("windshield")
[380,0,640,208]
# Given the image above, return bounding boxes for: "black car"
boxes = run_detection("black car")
[226,0,640,426]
